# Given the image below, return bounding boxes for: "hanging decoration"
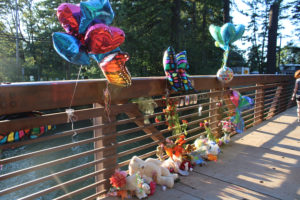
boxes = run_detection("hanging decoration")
[163,47,194,92]
[0,112,55,145]
[53,0,131,87]
[229,90,254,133]
[209,23,245,84]
[131,97,158,124]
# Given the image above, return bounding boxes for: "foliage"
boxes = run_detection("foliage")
[155,98,188,136]
[0,0,226,82]
[0,0,298,82]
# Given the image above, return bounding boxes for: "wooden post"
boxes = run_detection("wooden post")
[254,84,265,125]
[93,103,117,192]
[209,89,221,138]
[267,85,283,119]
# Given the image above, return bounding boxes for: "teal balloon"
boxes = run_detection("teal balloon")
[209,25,224,45]
[52,32,90,65]
[89,47,120,63]
[220,23,236,45]
[231,24,245,43]
[79,0,114,34]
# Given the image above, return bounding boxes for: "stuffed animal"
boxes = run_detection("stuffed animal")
[125,172,150,199]
[108,170,150,200]
[129,156,178,188]
[161,157,189,176]
[207,140,220,155]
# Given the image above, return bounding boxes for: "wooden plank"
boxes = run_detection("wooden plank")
[254,84,264,125]
[0,80,103,116]
[209,89,221,138]
[0,107,104,134]
[174,171,278,200]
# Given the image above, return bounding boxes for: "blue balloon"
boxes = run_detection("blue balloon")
[79,0,115,34]
[238,96,254,111]
[220,23,236,46]
[89,47,120,63]
[52,32,90,65]
[230,24,245,44]
[230,110,244,134]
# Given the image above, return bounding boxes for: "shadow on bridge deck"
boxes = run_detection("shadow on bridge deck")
[105,107,300,200]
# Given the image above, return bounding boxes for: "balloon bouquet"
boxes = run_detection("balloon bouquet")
[52,0,131,87]
[209,23,245,84]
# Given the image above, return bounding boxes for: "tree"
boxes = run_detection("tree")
[223,0,230,23]
[266,0,281,74]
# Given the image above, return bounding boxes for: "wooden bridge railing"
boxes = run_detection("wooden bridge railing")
[0,75,295,200]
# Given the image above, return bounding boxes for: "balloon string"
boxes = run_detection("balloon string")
[67,65,83,137]
[222,50,229,69]
[104,81,112,122]
[69,65,83,108]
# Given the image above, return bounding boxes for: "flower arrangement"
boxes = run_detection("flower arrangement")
[155,98,188,136]
[199,120,215,142]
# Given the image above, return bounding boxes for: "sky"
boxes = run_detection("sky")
[232,0,300,51]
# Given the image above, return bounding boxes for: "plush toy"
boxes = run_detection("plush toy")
[129,156,178,188]
[125,172,150,199]
[207,140,220,156]
[108,170,150,200]
[156,144,165,161]
[161,157,189,176]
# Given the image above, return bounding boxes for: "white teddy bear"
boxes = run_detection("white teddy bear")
[129,156,178,188]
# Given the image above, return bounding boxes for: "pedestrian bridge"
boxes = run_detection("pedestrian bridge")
[0,75,298,200]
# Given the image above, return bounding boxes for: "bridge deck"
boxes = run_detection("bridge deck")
[104,107,300,200]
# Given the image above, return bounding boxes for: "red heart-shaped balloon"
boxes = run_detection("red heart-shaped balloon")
[57,3,81,36]
[85,24,125,54]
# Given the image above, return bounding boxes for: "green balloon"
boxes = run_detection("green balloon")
[209,25,224,45]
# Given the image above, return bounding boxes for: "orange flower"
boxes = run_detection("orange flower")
[173,145,184,158]
[164,146,173,159]
[155,117,160,123]
[182,119,188,124]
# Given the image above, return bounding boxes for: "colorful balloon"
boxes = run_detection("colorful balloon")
[99,52,131,87]
[163,47,181,92]
[216,66,234,84]
[176,51,194,91]
[57,3,81,36]
[79,0,115,34]
[52,32,90,65]
[229,90,254,133]
[230,90,240,107]
[85,23,125,54]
